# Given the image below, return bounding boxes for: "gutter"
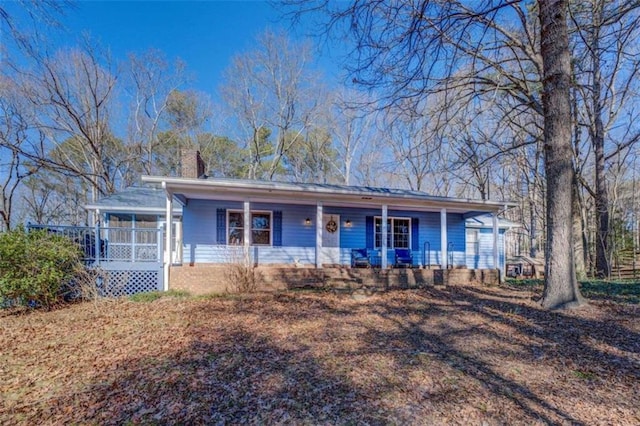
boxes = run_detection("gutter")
[142,175,518,213]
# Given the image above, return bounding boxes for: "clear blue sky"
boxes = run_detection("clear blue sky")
[55,1,344,95]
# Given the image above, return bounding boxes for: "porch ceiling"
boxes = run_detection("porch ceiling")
[142,176,515,214]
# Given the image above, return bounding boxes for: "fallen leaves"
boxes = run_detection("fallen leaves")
[1,286,639,425]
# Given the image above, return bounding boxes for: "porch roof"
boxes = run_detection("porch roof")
[84,185,182,215]
[142,176,516,215]
[466,214,521,229]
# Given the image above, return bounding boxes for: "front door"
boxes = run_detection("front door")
[321,214,340,265]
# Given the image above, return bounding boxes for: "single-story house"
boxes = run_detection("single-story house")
[79,152,517,293]
[135,161,515,291]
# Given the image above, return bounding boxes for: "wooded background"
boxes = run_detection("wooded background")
[1,1,639,283]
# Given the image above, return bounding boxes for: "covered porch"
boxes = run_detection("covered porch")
[142,176,513,291]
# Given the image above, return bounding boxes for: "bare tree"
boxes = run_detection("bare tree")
[124,50,188,178]
[445,106,502,200]
[20,173,88,225]
[538,0,584,308]
[220,30,321,180]
[17,41,120,213]
[284,127,337,183]
[329,90,381,185]
[285,0,584,308]
[569,0,640,277]
[380,108,442,192]
[0,0,71,57]
[0,76,41,230]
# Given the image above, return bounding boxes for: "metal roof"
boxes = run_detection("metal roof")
[465,214,521,229]
[84,186,182,214]
[141,175,516,214]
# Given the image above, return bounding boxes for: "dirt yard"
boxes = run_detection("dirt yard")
[1,284,639,425]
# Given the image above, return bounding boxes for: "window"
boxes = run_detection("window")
[375,217,410,249]
[466,229,479,256]
[228,212,244,245]
[228,211,272,246]
[251,212,271,245]
[107,213,158,244]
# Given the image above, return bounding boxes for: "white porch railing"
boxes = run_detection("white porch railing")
[28,224,163,263]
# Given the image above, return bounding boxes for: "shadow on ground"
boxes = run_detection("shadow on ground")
[22,286,639,425]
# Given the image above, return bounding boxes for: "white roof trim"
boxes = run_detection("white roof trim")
[142,176,516,213]
[84,205,182,215]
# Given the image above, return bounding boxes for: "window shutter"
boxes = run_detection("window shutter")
[411,218,419,251]
[216,208,226,244]
[365,216,374,249]
[273,210,282,246]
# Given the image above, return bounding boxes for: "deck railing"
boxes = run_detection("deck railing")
[27,224,162,263]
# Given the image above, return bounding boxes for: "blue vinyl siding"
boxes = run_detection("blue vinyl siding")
[183,199,491,268]
[465,228,506,270]
[420,211,441,267]
[447,213,466,267]
[183,200,317,264]
[323,207,462,268]
[182,199,234,263]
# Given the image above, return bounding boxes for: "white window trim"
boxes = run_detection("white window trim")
[227,210,273,246]
[374,216,412,249]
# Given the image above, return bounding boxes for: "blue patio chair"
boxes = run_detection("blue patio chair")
[394,249,413,268]
[351,248,371,268]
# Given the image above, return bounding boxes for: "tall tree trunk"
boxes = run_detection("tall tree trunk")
[572,172,587,279]
[590,6,611,278]
[529,188,538,258]
[539,0,585,309]
[571,85,587,280]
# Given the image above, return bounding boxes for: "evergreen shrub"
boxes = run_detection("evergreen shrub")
[0,227,83,308]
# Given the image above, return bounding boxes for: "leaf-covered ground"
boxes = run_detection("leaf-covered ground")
[1,284,639,425]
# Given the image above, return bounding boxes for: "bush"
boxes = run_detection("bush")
[0,227,84,309]
[224,247,258,294]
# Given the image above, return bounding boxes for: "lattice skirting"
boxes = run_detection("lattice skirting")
[90,262,163,297]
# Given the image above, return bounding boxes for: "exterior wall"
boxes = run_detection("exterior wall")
[323,206,455,267]
[182,199,469,268]
[465,228,506,271]
[446,213,466,267]
[183,199,318,265]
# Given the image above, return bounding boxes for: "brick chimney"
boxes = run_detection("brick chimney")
[180,148,206,179]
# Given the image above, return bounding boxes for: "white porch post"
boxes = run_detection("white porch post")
[441,208,448,269]
[381,204,388,269]
[163,186,172,292]
[94,209,101,266]
[243,200,251,264]
[493,212,499,271]
[174,221,182,264]
[316,201,323,268]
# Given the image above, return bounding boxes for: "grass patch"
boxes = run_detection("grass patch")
[505,278,543,287]
[572,370,597,380]
[128,289,190,303]
[505,278,640,304]
[579,280,640,304]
